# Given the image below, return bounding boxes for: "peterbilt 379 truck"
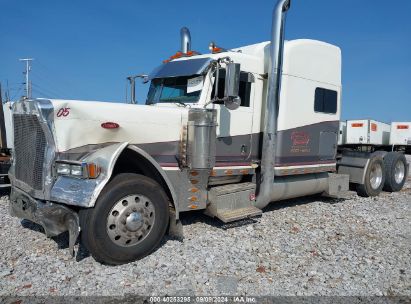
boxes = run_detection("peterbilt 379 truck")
[9,0,409,265]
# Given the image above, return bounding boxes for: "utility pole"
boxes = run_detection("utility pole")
[19,58,34,99]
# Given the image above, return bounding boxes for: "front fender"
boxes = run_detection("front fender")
[50,143,178,214]
[127,145,178,209]
[50,142,128,207]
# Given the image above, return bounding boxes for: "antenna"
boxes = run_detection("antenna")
[19,58,34,99]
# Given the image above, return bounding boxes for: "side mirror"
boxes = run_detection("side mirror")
[224,63,241,110]
[224,63,240,97]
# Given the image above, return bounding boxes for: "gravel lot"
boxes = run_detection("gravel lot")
[1,177,410,297]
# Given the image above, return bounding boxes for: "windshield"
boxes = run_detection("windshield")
[146,75,203,104]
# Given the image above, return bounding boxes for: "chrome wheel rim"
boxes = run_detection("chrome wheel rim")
[394,161,405,184]
[107,194,155,247]
[370,162,383,190]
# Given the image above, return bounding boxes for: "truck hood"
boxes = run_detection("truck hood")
[51,99,188,153]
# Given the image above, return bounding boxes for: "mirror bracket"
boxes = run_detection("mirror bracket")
[204,59,242,110]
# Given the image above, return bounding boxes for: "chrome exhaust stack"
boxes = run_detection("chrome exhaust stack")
[256,0,291,208]
[180,27,191,53]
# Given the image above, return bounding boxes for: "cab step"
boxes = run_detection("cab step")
[205,182,262,223]
[217,206,262,223]
[323,190,356,199]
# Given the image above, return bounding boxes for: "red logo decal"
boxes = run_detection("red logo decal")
[101,122,120,129]
[291,131,310,146]
[57,107,70,117]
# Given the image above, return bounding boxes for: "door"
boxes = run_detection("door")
[212,70,255,166]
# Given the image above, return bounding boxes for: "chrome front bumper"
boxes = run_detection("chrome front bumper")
[9,187,80,257]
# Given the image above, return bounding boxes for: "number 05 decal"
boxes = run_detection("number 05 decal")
[57,107,70,117]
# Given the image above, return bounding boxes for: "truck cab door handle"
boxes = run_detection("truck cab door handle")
[241,145,248,156]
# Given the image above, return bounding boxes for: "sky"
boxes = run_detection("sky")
[0,0,410,122]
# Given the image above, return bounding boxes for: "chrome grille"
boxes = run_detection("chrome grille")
[13,114,47,191]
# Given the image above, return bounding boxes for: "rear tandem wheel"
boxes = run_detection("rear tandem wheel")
[382,152,408,192]
[356,154,385,197]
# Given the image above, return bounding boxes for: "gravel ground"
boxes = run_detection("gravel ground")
[0,178,410,297]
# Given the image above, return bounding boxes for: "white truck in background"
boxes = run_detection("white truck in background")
[390,122,411,149]
[0,87,12,187]
[339,120,411,151]
[8,0,410,265]
[338,119,410,195]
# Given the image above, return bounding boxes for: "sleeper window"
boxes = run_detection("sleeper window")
[314,88,337,114]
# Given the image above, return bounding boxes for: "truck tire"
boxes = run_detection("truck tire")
[356,155,385,197]
[383,152,408,192]
[79,173,170,265]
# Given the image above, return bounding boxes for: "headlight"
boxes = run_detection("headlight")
[55,161,100,179]
[56,163,71,175]
[70,165,84,177]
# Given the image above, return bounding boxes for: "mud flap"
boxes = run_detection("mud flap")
[167,208,183,240]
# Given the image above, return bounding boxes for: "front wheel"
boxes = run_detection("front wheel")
[79,173,170,265]
[356,155,385,197]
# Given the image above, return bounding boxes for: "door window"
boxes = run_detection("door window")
[211,69,254,107]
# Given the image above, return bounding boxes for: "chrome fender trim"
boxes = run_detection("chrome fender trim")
[50,142,128,207]
[51,143,179,217]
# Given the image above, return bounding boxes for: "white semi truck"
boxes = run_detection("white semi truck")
[9,0,409,265]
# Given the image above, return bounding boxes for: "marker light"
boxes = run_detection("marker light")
[170,51,183,60]
[209,41,226,53]
[87,163,101,179]
[162,50,200,63]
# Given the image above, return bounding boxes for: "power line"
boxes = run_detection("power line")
[35,61,77,94]
[31,69,70,98]
[10,84,24,101]
[31,88,52,99]
[31,83,63,99]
